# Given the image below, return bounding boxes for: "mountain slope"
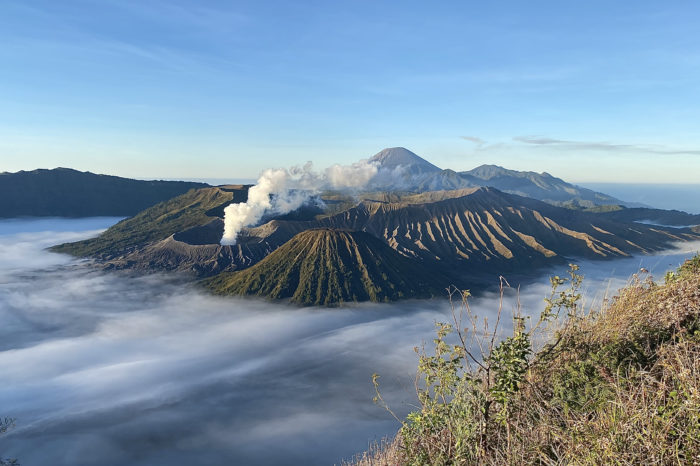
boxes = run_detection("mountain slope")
[461,164,626,207]
[94,187,700,284]
[0,167,208,217]
[256,188,695,272]
[51,186,246,257]
[203,229,449,305]
[366,148,626,207]
[368,148,471,192]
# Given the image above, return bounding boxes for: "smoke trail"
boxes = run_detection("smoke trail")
[324,160,379,189]
[220,160,378,245]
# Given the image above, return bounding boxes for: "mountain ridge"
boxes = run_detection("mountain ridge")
[367,148,628,207]
[51,186,245,258]
[62,186,700,291]
[0,167,209,217]
[43,152,700,306]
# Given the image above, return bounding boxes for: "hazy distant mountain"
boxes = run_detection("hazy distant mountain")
[0,168,209,217]
[204,229,448,305]
[369,147,441,176]
[460,164,624,207]
[6,150,627,219]
[368,147,456,191]
[368,147,627,207]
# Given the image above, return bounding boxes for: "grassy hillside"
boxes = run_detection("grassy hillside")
[203,229,450,305]
[51,186,244,257]
[350,256,700,465]
[0,167,208,217]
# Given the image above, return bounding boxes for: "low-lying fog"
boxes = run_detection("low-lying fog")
[1,218,698,465]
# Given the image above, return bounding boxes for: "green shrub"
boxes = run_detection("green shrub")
[349,255,700,466]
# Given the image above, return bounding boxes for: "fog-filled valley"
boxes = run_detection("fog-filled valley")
[1,218,698,465]
[4,1,700,463]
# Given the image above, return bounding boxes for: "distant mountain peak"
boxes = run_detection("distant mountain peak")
[363,149,628,207]
[369,147,441,173]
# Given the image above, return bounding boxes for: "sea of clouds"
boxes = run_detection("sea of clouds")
[0,218,698,465]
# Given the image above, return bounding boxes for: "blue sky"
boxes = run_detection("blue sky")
[1,0,699,182]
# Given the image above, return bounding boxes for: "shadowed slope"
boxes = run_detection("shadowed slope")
[0,167,209,217]
[204,229,449,305]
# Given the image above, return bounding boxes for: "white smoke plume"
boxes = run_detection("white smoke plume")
[220,160,378,245]
[324,160,379,189]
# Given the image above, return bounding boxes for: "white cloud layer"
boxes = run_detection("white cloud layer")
[0,218,698,465]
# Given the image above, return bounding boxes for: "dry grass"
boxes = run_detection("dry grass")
[343,438,405,466]
[348,257,700,465]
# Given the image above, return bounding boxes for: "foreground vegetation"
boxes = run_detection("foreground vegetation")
[349,255,700,465]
